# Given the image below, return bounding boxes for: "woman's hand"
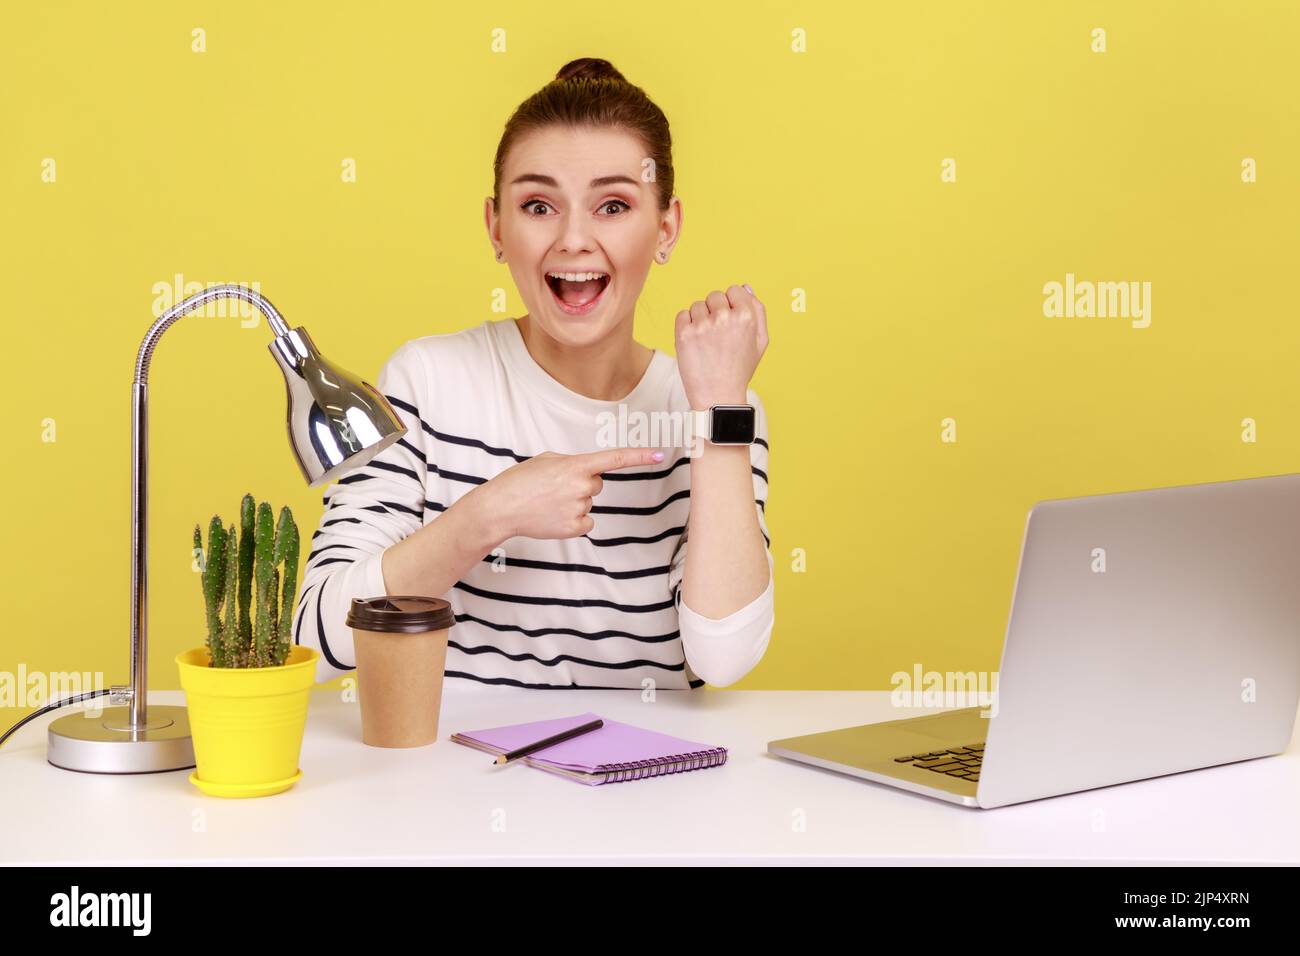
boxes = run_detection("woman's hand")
[472,447,665,544]
[674,284,769,409]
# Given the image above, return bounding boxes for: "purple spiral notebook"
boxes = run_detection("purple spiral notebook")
[450,712,728,785]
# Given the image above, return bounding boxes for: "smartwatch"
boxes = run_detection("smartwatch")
[692,404,756,445]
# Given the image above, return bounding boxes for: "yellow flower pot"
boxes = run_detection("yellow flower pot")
[175,645,319,798]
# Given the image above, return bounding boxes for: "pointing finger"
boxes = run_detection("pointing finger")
[572,446,665,475]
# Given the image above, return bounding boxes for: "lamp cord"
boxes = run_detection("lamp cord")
[0,689,113,750]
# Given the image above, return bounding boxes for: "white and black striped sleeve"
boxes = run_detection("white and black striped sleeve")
[667,388,775,687]
[291,341,431,683]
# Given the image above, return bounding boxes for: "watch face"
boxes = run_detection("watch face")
[711,405,756,444]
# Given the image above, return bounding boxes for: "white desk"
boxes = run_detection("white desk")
[3,687,1298,865]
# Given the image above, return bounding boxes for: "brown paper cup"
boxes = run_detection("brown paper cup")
[346,596,456,749]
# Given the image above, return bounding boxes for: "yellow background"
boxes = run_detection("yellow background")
[2,1,1297,707]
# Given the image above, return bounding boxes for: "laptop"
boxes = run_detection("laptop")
[768,472,1300,808]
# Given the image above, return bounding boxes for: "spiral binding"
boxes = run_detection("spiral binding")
[589,746,729,783]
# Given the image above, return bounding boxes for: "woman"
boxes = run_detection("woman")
[293,57,773,689]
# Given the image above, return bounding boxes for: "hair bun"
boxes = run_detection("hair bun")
[555,57,626,83]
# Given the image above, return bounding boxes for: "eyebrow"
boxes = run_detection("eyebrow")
[509,173,640,189]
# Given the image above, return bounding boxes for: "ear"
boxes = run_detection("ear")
[658,195,684,257]
[483,196,501,247]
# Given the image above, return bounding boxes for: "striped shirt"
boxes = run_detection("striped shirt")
[291,316,774,690]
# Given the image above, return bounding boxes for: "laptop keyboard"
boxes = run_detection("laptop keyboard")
[893,743,984,782]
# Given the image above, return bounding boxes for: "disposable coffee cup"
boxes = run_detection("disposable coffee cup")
[345,595,456,748]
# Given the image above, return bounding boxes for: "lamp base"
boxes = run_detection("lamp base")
[47,704,195,774]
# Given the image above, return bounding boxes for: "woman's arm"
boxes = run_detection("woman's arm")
[379,485,500,598]
[671,389,773,687]
[292,341,444,681]
[670,285,774,685]
[292,342,553,681]
[382,446,663,596]
[680,425,769,617]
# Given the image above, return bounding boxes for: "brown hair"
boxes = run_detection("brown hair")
[491,57,674,212]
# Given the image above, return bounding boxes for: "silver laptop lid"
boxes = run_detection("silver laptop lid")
[979,472,1300,808]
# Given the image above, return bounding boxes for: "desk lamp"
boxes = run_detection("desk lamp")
[47,285,405,774]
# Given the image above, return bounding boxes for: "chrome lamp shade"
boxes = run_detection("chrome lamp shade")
[47,284,405,774]
[271,326,406,488]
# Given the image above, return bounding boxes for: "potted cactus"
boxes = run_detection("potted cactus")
[176,493,319,798]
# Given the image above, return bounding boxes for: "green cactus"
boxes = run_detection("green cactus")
[197,518,228,667]
[237,494,255,655]
[274,506,300,666]
[220,524,240,667]
[195,494,301,669]
[252,501,275,668]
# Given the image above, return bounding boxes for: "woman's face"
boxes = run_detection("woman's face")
[486,124,680,348]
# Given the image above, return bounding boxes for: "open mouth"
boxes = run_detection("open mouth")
[544,271,611,316]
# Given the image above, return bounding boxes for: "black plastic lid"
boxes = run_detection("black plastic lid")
[345,595,455,633]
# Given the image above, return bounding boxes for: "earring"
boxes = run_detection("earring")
[657,251,667,262]
[496,249,504,261]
